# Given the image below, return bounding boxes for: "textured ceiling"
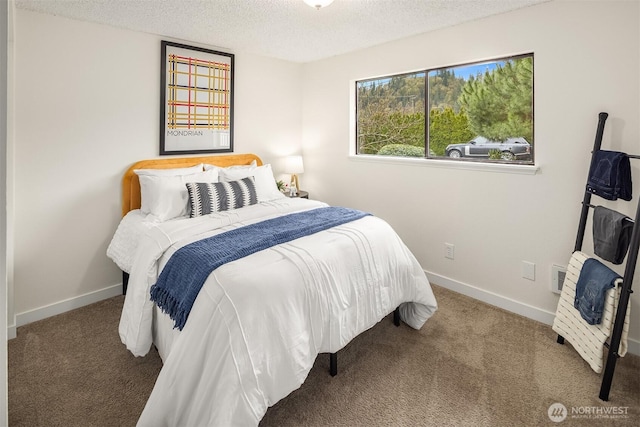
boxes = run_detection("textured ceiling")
[15,0,550,63]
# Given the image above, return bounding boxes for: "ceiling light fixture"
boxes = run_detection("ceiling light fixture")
[303,0,334,10]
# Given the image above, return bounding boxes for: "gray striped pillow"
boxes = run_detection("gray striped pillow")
[186,177,258,217]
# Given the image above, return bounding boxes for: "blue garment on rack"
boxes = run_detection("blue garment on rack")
[574,258,621,325]
[586,150,632,201]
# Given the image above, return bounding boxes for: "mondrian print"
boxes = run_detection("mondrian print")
[166,53,231,131]
[186,177,258,217]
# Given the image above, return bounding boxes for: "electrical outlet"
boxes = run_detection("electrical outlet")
[445,243,455,260]
[522,261,535,281]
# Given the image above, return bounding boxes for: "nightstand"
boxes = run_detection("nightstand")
[287,190,309,199]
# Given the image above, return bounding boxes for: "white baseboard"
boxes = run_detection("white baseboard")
[7,324,15,340]
[426,270,640,356]
[11,283,122,334]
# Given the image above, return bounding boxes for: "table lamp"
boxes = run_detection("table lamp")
[284,155,304,193]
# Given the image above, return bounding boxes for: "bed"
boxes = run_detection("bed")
[108,153,438,426]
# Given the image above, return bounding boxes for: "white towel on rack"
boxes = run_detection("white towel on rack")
[552,251,630,373]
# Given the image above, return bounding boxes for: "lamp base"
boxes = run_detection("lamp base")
[290,174,300,193]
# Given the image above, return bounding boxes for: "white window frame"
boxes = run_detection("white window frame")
[351,54,538,175]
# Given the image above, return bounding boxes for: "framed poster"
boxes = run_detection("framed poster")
[160,41,234,155]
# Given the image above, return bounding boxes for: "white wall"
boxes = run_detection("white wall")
[12,9,303,319]
[301,0,640,345]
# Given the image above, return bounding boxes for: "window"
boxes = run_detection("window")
[355,54,534,165]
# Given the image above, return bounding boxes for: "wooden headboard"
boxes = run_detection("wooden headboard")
[122,153,263,217]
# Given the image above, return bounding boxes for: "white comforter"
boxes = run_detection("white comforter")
[118,198,437,426]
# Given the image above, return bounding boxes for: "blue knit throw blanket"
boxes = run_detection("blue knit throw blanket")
[150,207,370,330]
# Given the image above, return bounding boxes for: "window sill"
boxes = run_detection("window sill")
[349,154,540,175]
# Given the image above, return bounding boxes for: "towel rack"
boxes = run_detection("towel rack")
[557,112,639,401]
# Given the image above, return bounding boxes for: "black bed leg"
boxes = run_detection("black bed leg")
[123,271,129,295]
[393,306,400,327]
[329,353,337,377]
[556,335,565,345]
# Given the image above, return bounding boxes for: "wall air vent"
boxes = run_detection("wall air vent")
[551,264,567,294]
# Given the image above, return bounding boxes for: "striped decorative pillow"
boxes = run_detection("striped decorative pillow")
[186,177,258,217]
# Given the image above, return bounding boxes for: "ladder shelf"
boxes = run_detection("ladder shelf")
[557,112,638,401]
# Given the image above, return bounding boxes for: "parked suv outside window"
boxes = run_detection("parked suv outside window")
[444,136,531,161]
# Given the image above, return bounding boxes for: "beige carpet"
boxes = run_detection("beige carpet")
[9,285,640,426]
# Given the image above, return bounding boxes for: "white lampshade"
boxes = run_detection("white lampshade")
[303,0,334,10]
[284,155,304,174]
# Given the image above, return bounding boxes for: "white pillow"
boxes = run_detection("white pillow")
[134,164,203,176]
[218,164,284,202]
[203,160,256,172]
[139,169,219,221]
